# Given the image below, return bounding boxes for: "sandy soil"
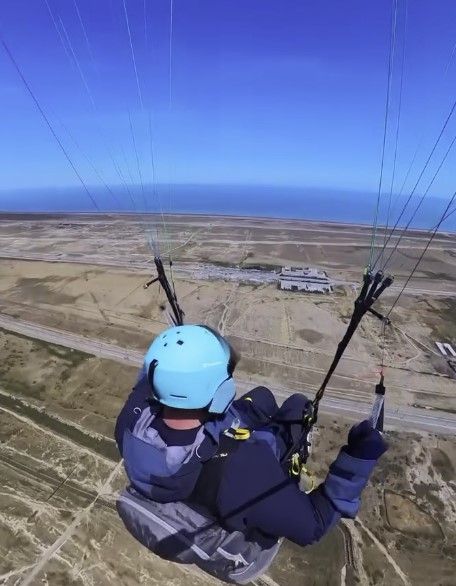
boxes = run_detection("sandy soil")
[0,255,454,415]
[0,214,455,585]
[0,333,455,585]
[0,213,455,290]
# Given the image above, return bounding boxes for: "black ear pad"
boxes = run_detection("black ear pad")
[197,324,237,376]
[147,359,158,391]
[227,355,236,376]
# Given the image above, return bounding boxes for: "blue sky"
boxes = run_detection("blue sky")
[1,1,456,218]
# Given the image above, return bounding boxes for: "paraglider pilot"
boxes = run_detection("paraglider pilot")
[115,325,387,584]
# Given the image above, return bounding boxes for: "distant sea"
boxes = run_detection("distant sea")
[0,184,455,232]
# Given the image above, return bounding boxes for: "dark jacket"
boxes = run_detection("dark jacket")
[115,379,379,547]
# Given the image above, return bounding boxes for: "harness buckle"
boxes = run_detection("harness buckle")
[224,427,251,440]
[290,453,301,476]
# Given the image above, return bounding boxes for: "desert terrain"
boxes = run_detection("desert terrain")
[0,213,455,585]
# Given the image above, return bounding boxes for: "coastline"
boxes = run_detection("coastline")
[0,210,454,236]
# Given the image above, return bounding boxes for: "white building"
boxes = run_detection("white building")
[435,342,456,357]
[279,266,333,293]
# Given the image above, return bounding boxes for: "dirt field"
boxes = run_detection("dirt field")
[0,213,455,288]
[0,214,455,585]
[0,256,454,415]
[1,332,455,586]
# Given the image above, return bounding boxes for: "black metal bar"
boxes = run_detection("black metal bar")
[367,307,391,325]
[144,257,185,325]
[144,277,159,289]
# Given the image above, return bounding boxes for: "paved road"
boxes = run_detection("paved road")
[1,251,456,296]
[1,313,455,435]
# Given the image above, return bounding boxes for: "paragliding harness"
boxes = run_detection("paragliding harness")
[116,398,302,584]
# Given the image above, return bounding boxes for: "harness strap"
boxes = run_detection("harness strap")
[188,434,242,515]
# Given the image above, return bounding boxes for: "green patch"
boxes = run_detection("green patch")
[420,270,456,282]
[12,277,81,305]
[430,448,455,482]
[0,391,118,461]
[0,327,89,366]
[242,262,281,271]
[422,297,456,342]
[0,377,47,400]
[45,344,88,368]
[297,328,324,344]
[412,401,456,415]
[0,328,90,397]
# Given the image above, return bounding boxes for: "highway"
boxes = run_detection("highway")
[1,250,456,297]
[1,313,455,435]
[0,313,145,365]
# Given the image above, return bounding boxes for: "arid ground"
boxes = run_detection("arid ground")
[0,213,455,585]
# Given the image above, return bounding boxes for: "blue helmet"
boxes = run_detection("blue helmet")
[143,324,236,414]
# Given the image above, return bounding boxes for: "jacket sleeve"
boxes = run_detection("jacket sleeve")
[218,441,341,547]
[323,449,378,518]
[114,373,151,455]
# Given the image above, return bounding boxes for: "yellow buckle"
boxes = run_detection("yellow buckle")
[225,427,251,440]
[233,428,251,440]
[290,455,316,493]
[300,465,316,494]
[291,453,301,476]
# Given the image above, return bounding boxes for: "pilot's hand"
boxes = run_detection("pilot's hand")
[344,419,388,460]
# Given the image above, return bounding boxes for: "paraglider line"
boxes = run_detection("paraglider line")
[57,116,122,209]
[59,15,96,109]
[43,0,72,63]
[128,112,147,211]
[42,0,135,208]
[381,131,456,271]
[369,0,398,267]
[122,0,144,109]
[73,0,96,68]
[386,189,456,316]
[373,95,456,268]
[0,37,100,212]
[381,0,408,265]
[168,0,174,110]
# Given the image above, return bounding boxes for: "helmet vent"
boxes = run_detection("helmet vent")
[176,339,184,345]
[164,343,168,347]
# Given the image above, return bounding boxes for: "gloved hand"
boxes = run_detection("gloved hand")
[343,419,388,460]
